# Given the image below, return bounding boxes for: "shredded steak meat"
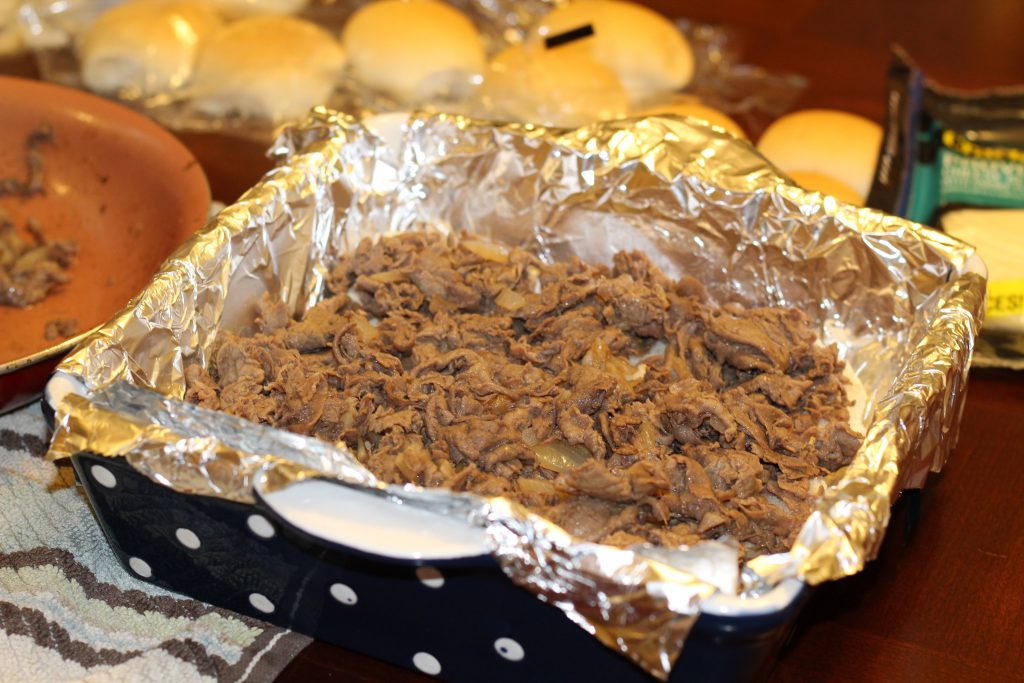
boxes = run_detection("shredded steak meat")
[186,231,863,556]
[43,317,78,340]
[0,211,77,308]
[0,124,54,199]
[1,125,77,309]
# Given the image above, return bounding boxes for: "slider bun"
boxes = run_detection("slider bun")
[341,0,485,104]
[0,26,19,58]
[786,171,862,205]
[190,15,346,123]
[0,0,23,56]
[207,0,308,18]
[636,99,746,139]
[757,109,883,205]
[530,0,694,105]
[78,0,222,97]
[483,44,629,127]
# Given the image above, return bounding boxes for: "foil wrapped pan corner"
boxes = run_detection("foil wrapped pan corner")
[47,108,984,679]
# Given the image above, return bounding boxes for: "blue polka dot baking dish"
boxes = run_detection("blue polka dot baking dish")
[62,452,809,681]
[43,110,985,681]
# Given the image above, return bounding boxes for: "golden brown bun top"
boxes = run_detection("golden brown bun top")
[78,0,223,96]
[190,14,346,121]
[194,14,344,73]
[528,0,694,105]
[756,109,883,202]
[207,0,307,18]
[341,0,485,103]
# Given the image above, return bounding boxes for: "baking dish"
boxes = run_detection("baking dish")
[59,450,812,681]
[44,109,985,680]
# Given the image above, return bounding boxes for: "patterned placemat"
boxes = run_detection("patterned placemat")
[0,404,311,682]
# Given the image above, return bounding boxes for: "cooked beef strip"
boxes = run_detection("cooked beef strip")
[43,318,78,340]
[0,212,77,308]
[1,127,77,310]
[186,232,863,556]
[0,124,54,198]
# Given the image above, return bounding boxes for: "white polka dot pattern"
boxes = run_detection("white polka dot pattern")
[246,514,275,538]
[329,583,358,605]
[127,557,152,578]
[494,637,525,661]
[90,464,117,489]
[175,528,201,549]
[412,652,441,675]
[248,593,275,614]
[415,566,444,589]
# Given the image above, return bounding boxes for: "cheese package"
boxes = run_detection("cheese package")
[868,48,1024,367]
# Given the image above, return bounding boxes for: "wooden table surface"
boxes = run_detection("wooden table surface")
[277,2,1024,681]
[5,1,1022,681]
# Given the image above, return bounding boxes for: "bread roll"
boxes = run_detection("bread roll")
[78,0,222,98]
[483,44,629,127]
[208,0,307,18]
[341,0,485,104]
[756,109,883,205]
[529,0,694,105]
[636,99,746,139]
[190,15,346,123]
[0,0,23,56]
[786,171,862,205]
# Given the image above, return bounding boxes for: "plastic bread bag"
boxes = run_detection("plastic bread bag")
[14,0,537,136]
[14,0,804,139]
[868,47,1023,368]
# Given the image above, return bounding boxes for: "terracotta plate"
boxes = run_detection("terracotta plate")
[0,76,210,414]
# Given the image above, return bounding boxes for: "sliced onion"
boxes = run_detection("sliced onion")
[582,338,644,386]
[395,451,420,482]
[517,477,559,497]
[438,460,455,479]
[533,440,591,473]
[462,240,509,263]
[582,338,610,366]
[607,355,636,383]
[352,315,379,341]
[486,394,513,413]
[635,421,659,456]
[495,287,527,311]
[368,269,407,283]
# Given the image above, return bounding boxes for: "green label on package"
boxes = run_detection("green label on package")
[938,131,1024,208]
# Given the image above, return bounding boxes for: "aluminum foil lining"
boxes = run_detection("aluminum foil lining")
[48,109,984,679]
